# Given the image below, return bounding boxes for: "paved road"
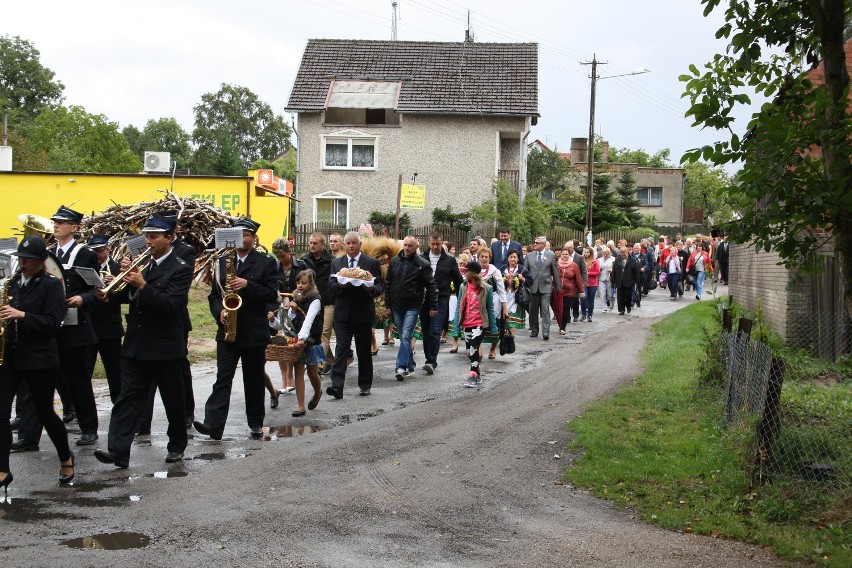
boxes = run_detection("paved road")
[2,283,791,566]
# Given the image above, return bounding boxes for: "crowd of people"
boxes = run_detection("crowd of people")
[0,212,728,494]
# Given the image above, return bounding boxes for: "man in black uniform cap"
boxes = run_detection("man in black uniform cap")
[94,213,192,467]
[85,234,124,403]
[16,205,101,449]
[194,218,278,439]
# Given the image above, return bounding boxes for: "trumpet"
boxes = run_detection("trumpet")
[97,248,152,301]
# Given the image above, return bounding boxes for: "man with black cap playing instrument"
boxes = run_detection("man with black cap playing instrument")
[85,234,123,403]
[194,217,278,439]
[17,205,101,448]
[94,213,192,467]
[0,236,76,494]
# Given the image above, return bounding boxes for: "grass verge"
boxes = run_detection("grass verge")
[564,301,850,567]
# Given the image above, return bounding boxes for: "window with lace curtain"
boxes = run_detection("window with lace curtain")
[322,135,377,170]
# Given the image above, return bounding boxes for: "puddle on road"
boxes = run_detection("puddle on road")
[0,498,87,522]
[62,532,151,550]
[262,423,331,440]
[192,452,227,461]
[29,490,130,508]
[145,471,189,479]
[337,410,385,425]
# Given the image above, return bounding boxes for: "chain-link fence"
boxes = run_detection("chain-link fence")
[717,311,851,490]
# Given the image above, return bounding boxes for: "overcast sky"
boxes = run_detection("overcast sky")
[3,0,749,165]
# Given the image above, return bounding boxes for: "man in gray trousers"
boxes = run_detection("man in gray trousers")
[526,236,561,341]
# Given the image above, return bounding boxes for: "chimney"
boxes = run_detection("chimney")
[570,138,588,166]
[601,141,610,163]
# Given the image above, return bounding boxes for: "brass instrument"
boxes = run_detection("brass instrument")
[17,214,54,241]
[97,248,152,301]
[222,248,242,342]
[0,275,11,366]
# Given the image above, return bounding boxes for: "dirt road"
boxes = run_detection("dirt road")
[2,287,790,566]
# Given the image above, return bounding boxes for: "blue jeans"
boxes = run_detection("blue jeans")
[667,272,680,298]
[581,286,598,317]
[420,296,449,368]
[696,271,706,297]
[393,308,420,371]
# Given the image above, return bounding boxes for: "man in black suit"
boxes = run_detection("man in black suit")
[194,218,278,439]
[94,213,193,467]
[136,210,197,434]
[716,235,730,285]
[610,246,640,315]
[489,227,524,271]
[85,235,124,403]
[326,231,384,398]
[17,205,101,450]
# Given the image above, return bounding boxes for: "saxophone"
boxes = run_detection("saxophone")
[0,276,12,366]
[222,249,242,343]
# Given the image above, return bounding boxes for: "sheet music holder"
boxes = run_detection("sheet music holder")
[74,266,106,289]
[214,228,243,249]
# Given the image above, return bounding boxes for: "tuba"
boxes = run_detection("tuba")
[222,248,242,342]
[18,214,54,242]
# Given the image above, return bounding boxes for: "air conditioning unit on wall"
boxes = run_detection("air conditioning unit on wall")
[143,151,171,173]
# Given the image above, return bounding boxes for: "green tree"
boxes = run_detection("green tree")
[0,35,64,120]
[608,146,672,167]
[192,83,291,175]
[124,118,192,168]
[368,210,410,234]
[469,178,549,243]
[527,146,572,199]
[680,0,852,308]
[589,174,626,231]
[682,161,735,225]
[431,204,472,232]
[21,105,140,172]
[614,169,643,228]
[122,124,144,157]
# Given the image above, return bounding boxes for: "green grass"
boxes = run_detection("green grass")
[564,301,851,567]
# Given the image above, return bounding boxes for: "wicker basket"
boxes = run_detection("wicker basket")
[265,337,304,362]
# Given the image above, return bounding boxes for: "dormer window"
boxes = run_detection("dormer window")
[323,80,401,126]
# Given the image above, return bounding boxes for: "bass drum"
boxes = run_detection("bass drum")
[0,250,67,292]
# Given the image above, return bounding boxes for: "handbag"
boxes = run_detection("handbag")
[516,284,530,305]
[499,331,516,355]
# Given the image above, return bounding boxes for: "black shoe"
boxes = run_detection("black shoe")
[165,452,184,463]
[0,472,13,498]
[76,433,98,446]
[59,451,75,485]
[193,421,222,440]
[93,449,129,469]
[319,362,332,375]
[135,428,151,436]
[359,388,371,396]
[292,409,306,417]
[11,440,39,452]
[529,331,538,337]
[543,336,549,341]
[62,412,76,424]
[249,427,263,438]
[326,386,343,400]
[270,391,279,409]
[9,416,21,431]
[307,395,321,411]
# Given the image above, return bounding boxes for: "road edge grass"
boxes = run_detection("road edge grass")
[563,301,850,567]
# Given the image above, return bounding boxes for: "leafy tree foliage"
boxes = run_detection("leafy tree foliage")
[470,178,550,243]
[682,161,736,225]
[20,105,139,172]
[369,210,410,234]
[527,146,572,199]
[680,0,852,305]
[192,83,291,175]
[431,204,472,232]
[614,169,643,228]
[0,35,64,120]
[123,118,192,168]
[607,146,672,167]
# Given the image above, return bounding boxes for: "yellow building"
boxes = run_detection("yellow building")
[0,169,292,247]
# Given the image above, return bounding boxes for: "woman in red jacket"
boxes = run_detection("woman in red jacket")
[554,249,584,334]
[580,247,600,322]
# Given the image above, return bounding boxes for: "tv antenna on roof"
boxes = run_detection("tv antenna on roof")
[464,10,475,42]
[392,2,399,41]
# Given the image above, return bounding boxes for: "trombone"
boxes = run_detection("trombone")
[97,248,152,301]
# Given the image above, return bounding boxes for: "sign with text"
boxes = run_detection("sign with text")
[400,184,426,210]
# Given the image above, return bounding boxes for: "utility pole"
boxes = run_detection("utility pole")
[394,173,403,238]
[581,55,606,243]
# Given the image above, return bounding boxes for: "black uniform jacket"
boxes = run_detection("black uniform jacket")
[91,258,124,340]
[119,250,192,360]
[610,255,640,289]
[172,237,196,333]
[50,241,99,348]
[208,248,278,347]
[328,253,383,325]
[386,251,438,312]
[7,271,66,370]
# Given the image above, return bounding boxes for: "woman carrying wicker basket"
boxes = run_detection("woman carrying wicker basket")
[287,270,326,417]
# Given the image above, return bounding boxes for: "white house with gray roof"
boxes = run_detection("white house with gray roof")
[285,39,539,228]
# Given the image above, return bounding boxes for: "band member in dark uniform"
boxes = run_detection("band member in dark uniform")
[136,210,197,434]
[0,236,76,494]
[326,231,384,398]
[94,213,192,468]
[85,235,124,403]
[194,218,278,439]
[17,205,100,448]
